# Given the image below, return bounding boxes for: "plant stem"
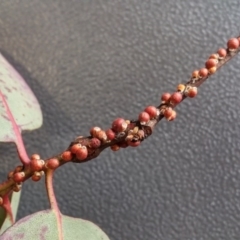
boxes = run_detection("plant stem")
[2,194,13,224]
[45,169,63,240]
[0,36,239,196]
[0,90,30,165]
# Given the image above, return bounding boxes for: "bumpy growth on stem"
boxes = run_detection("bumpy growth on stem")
[0,35,240,196]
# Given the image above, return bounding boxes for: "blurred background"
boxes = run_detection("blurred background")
[1,1,240,239]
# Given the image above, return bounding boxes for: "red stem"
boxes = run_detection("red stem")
[2,194,14,224]
[45,169,63,240]
[0,90,30,165]
[0,36,239,196]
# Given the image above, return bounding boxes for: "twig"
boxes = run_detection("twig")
[0,90,31,165]
[0,36,239,197]
[45,169,63,240]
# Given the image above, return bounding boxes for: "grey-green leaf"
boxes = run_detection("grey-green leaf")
[0,53,42,143]
[0,209,110,240]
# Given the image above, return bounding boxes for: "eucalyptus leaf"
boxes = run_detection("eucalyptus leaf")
[0,209,110,240]
[0,53,42,143]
